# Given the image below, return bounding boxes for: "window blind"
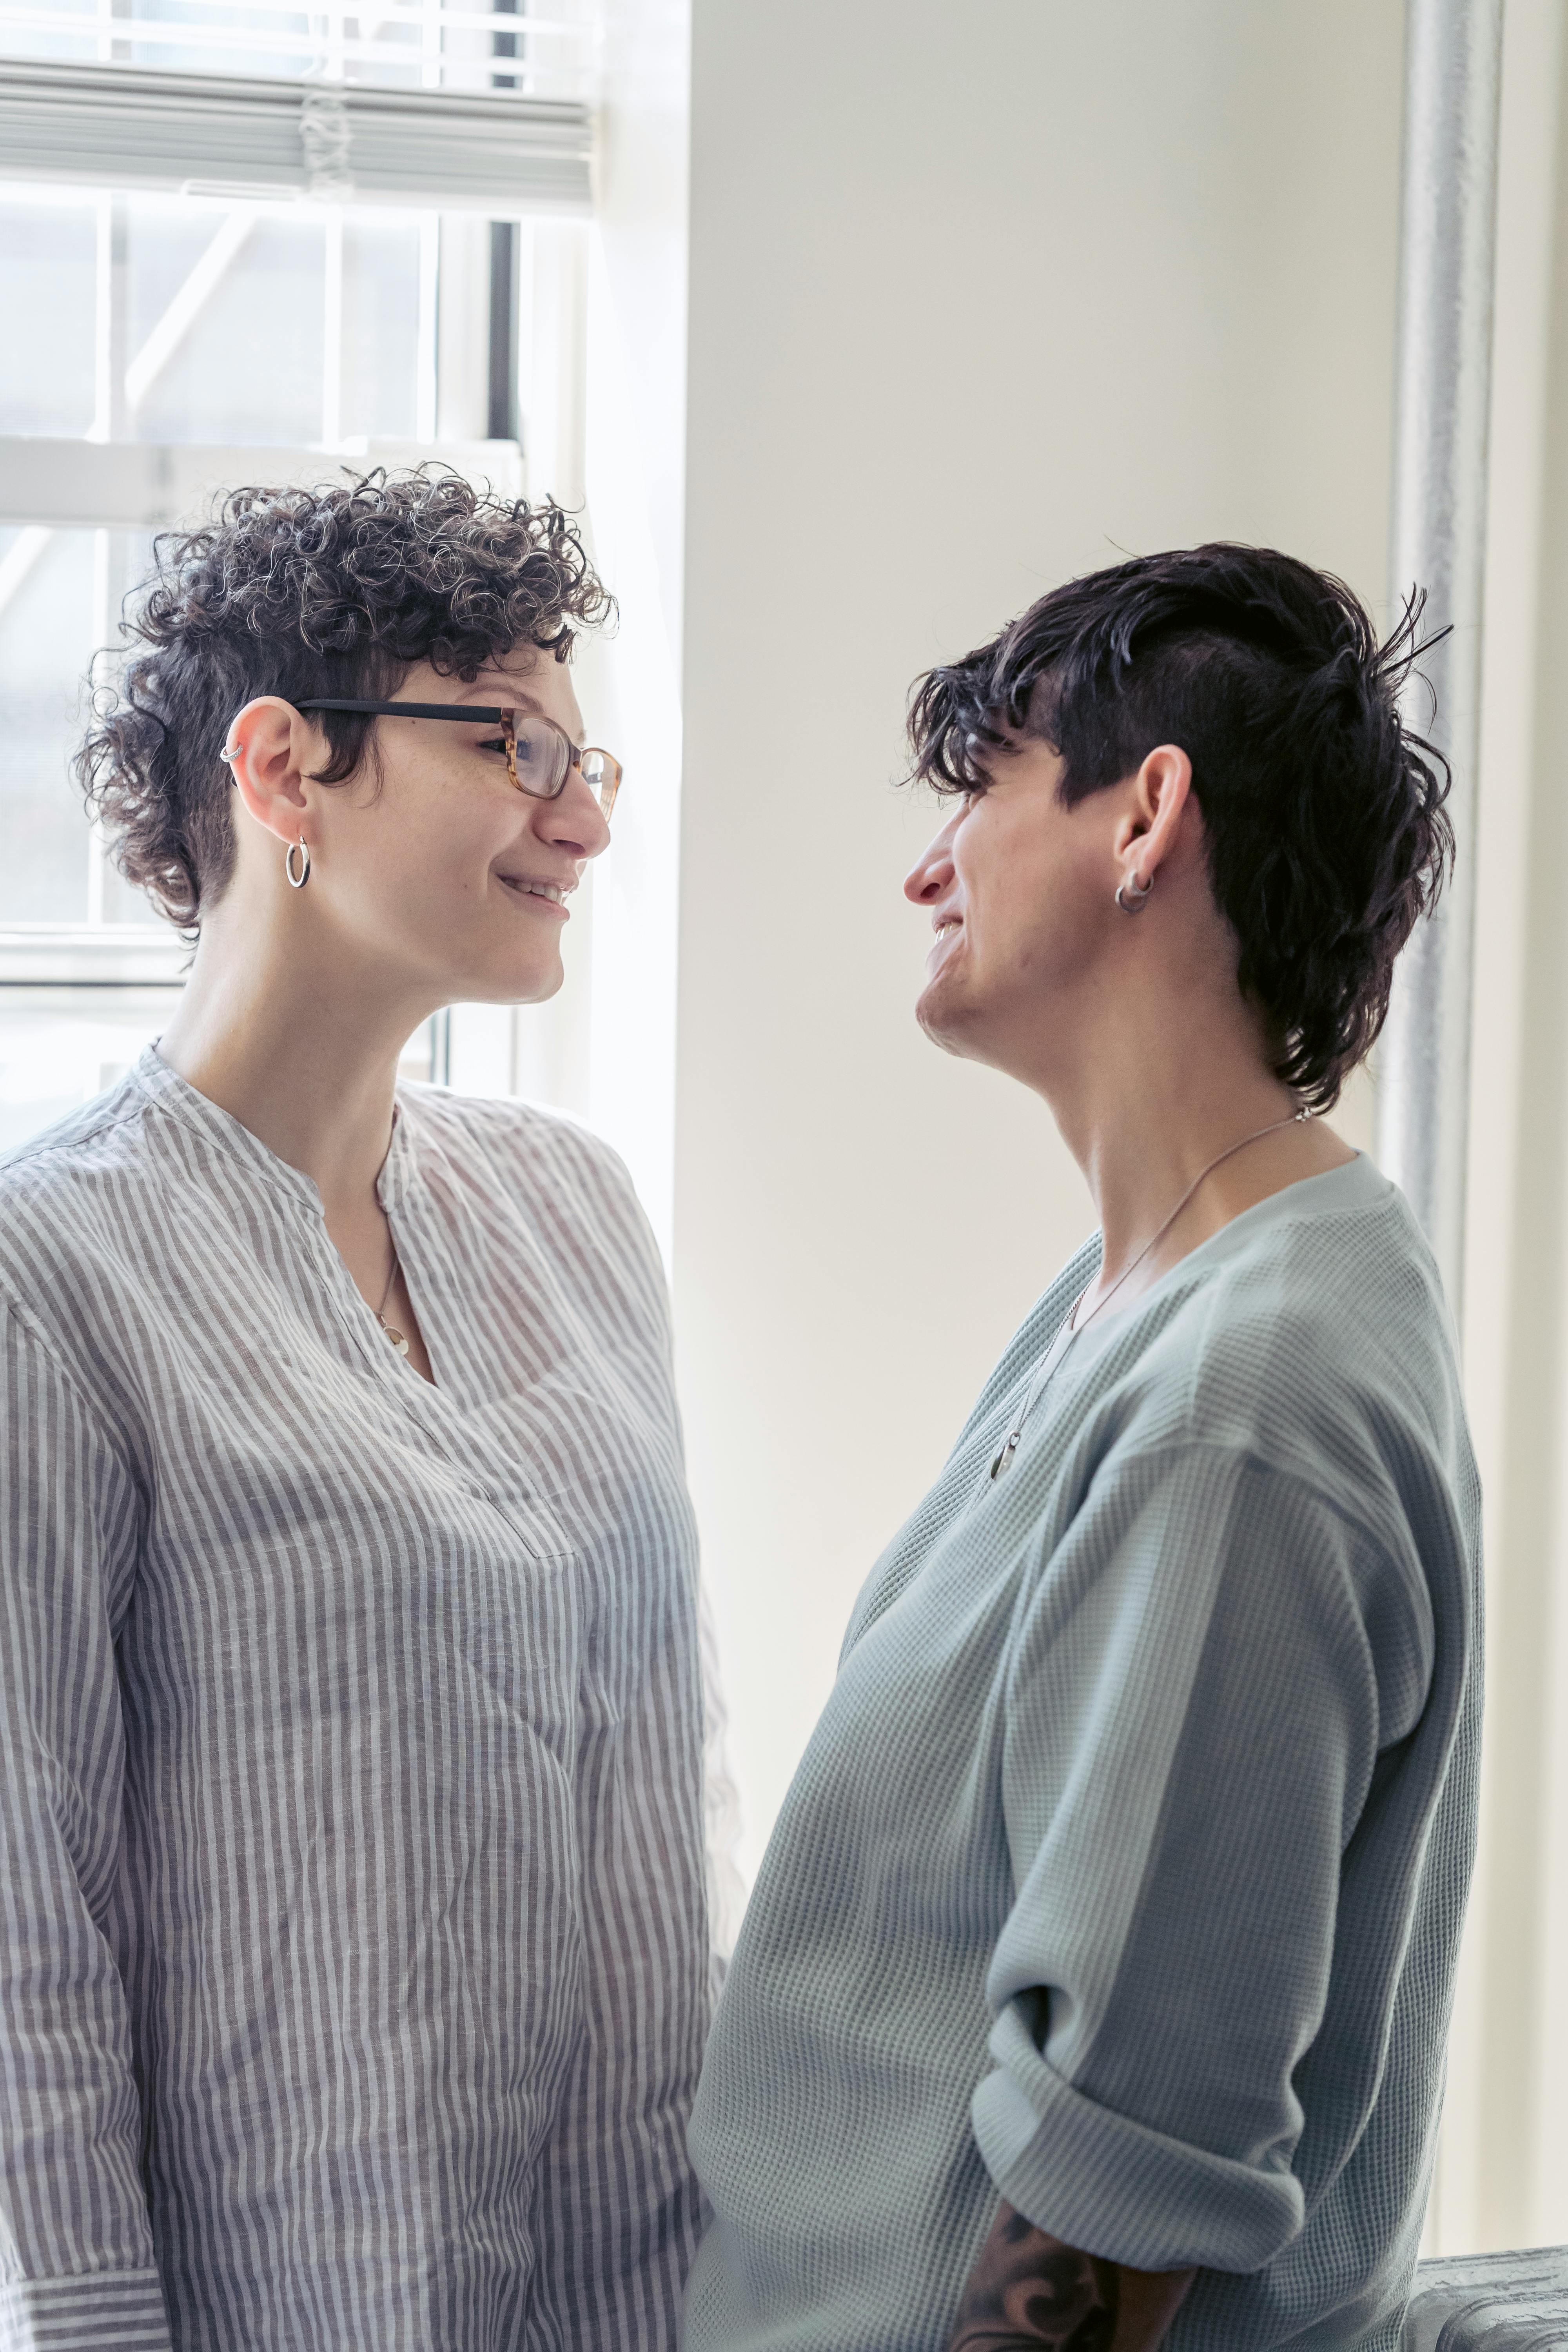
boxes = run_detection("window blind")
[0,59,591,209]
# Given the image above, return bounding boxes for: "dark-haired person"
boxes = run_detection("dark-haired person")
[683,546,1480,2352]
[0,472,730,2351]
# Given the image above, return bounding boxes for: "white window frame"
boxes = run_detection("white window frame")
[0,43,592,1095]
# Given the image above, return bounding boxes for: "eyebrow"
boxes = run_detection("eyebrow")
[450,690,587,749]
[452,690,544,715]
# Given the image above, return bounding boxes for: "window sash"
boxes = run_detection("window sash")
[0,926,188,986]
[0,436,523,530]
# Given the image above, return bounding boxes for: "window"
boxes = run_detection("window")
[0,0,595,1152]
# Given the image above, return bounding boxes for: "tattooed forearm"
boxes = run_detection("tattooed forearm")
[946,2203,1119,2351]
[945,2202,1195,2352]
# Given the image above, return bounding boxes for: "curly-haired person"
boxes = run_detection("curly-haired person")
[0,472,729,2352]
[682,548,1481,2352]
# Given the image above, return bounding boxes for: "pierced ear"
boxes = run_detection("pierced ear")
[225,697,316,848]
[1127,744,1194,875]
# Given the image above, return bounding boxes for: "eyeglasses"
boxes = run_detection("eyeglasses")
[294,699,623,821]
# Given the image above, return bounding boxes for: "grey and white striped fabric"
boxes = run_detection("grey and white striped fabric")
[0,1046,718,2352]
[686,1156,1482,2352]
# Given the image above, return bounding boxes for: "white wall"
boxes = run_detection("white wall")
[675,0,1402,1882]
[666,0,1568,2259]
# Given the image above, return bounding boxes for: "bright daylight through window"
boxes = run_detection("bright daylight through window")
[0,0,595,1150]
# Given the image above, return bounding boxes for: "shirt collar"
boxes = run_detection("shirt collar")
[131,1045,419,1220]
[376,1094,420,1212]
[1071,1152,1392,1352]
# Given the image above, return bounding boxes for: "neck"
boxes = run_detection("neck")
[1028,962,1303,1289]
[156,889,439,1219]
[1076,1066,1300,1283]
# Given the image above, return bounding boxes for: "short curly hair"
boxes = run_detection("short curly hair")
[906,544,1452,1112]
[76,468,614,931]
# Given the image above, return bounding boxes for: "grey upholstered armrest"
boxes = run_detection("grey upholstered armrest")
[1405,2247,1568,2348]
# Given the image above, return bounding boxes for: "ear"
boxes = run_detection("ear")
[223,697,327,850]
[1111,744,1193,891]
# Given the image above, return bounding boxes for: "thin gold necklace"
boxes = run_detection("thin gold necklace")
[375,1247,411,1359]
[990,1107,1308,1482]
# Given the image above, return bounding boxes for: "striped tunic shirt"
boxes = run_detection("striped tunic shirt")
[0,1046,716,2352]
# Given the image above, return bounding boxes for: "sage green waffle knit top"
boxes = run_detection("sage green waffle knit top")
[685,1156,1481,2352]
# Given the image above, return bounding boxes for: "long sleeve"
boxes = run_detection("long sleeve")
[972,1445,1430,2276]
[568,1122,752,1969]
[0,1300,170,2351]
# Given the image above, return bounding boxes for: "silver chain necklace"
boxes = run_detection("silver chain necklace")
[989,1108,1308,1482]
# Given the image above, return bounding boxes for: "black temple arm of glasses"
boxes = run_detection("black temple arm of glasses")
[294,699,509,722]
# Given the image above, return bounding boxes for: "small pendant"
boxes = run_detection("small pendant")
[991,1432,1020,1481]
[380,1319,411,1359]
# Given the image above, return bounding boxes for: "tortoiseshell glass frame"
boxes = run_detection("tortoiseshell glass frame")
[294,698,623,820]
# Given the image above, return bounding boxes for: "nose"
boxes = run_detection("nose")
[904,809,961,905]
[539,767,613,862]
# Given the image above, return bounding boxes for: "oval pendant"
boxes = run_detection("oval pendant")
[383,1324,410,1358]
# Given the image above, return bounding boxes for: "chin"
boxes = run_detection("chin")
[457,950,565,1007]
[508,959,566,1006]
[915,973,977,1060]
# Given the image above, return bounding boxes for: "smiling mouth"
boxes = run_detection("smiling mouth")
[932,918,962,943]
[499,876,570,908]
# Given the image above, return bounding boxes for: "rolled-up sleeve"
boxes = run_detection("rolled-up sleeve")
[971,1446,1414,2275]
[0,1300,170,2350]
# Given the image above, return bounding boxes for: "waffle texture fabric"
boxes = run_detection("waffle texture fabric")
[685,1155,1482,2352]
[0,1047,719,2352]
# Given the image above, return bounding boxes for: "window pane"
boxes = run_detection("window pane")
[0,0,595,97]
[343,218,423,442]
[0,527,97,924]
[0,191,98,437]
[0,188,434,456]
[129,200,327,448]
[0,989,177,1151]
[0,155,518,959]
[0,995,450,1155]
[0,526,166,931]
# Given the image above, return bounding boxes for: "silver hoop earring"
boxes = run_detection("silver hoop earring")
[285,837,311,889]
[1115,869,1153,914]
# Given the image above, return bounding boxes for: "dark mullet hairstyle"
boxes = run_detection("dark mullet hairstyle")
[76,468,614,935]
[906,543,1453,1112]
